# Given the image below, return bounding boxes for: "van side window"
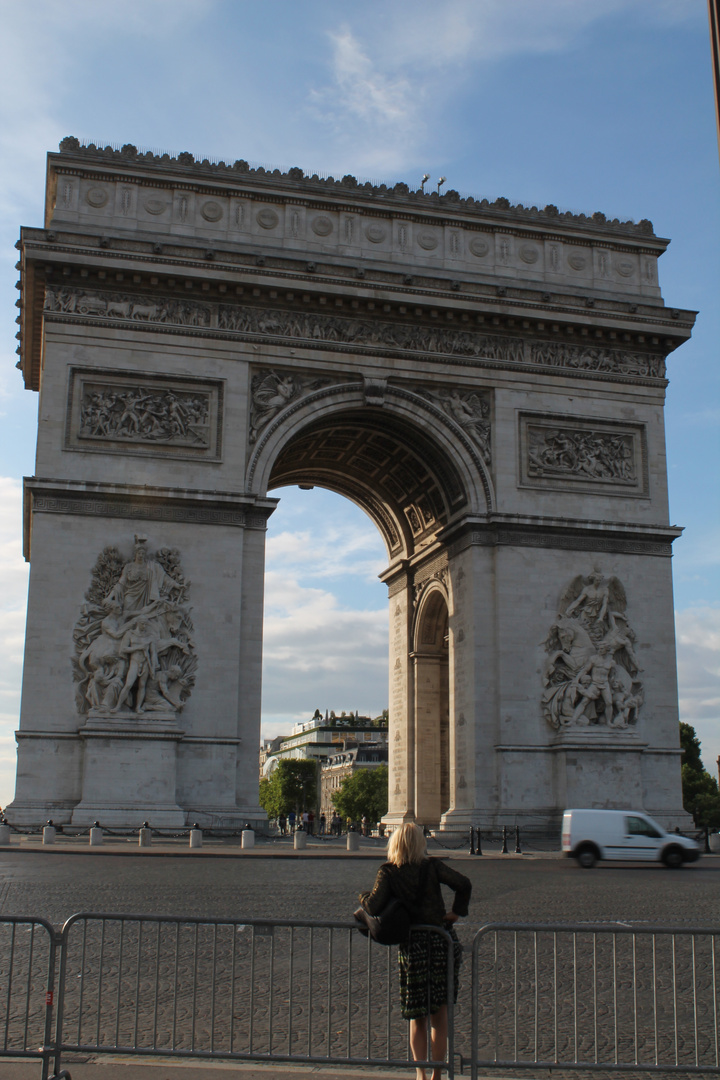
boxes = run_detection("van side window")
[625,815,663,838]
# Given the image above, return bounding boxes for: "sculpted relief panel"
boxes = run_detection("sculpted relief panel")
[66,369,223,459]
[249,368,335,443]
[72,535,197,721]
[520,413,647,496]
[414,386,491,463]
[44,287,666,382]
[542,572,644,733]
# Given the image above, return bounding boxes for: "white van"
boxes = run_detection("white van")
[562,809,700,869]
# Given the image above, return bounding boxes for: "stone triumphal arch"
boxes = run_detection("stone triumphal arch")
[9,139,695,829]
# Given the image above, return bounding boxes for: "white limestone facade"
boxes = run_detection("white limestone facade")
[7,138,695,829]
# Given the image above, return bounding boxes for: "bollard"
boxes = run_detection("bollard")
[138,822,152,847]
[42,820,56,846]
[515,825,522,854]
[0,824,11,846]
[469,827,475,856]
[89,822,103,846]
[347,830,360,852]
[189,824,202,849]
[293,829,307,850]
[501,825,508,854]
[241,825,255,849]
[475,827,483,856]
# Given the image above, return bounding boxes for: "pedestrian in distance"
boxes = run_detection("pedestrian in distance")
[288,809,296,833]
[319,812,326,835]
[357,822,471,1080]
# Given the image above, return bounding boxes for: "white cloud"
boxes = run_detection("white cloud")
[266,525,385,584]
[262,572,387,715]
[676,605,720,775]
[0,478,29,808]
[305,0,703,173]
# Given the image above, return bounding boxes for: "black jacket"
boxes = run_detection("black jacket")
[359,857,471,927]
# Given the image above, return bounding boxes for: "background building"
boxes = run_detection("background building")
[320,742,389,821]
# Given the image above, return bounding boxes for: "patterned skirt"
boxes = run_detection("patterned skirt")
[397,925,462,1020]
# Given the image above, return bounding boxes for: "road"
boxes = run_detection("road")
[0,849,716,927]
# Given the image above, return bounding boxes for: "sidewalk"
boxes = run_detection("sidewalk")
[0,1056,436,1079]
[0,835,562,860]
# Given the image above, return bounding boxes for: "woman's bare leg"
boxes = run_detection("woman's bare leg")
[429,1004,448,1079]
[409,1016,429,1080]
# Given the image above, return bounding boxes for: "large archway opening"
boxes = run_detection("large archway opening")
[260,404,470,827]
[260,485,388,741]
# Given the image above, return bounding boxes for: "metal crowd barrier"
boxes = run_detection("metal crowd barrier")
[0,916,60,1078]
[469,922,720,1077]
[47,914,455,1079]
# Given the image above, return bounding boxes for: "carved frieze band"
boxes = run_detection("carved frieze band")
[519,412,648,496]
[44,287,666,383]
[66,368,223,460]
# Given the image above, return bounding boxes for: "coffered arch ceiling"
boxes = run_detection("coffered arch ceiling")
[268,409,468,560]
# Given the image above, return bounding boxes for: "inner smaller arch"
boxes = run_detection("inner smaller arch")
[413,589,450,827]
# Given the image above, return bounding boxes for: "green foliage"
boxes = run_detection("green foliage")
[679,723,720,829]
[258,758,318,819]
[679,722,704,772]
[332,764,388,825]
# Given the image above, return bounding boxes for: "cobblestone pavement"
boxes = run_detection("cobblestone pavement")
[0,853,717,1080]
[0,849,717,927]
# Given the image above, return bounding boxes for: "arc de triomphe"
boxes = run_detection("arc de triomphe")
[8,139,694,829]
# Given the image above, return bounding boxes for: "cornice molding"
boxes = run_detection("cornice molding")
[23,477,277,560]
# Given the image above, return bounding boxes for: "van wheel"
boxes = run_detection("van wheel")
[663,846,684,869]
[576,844,597,869]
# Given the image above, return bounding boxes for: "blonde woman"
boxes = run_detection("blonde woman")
[358,823,471,1080]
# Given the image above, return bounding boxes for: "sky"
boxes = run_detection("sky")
[0,0,718,808]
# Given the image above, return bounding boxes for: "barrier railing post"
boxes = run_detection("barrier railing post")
[89,821,103,846]
[501,825,508,854]
[476,827,482,856]
[189,823,203,848]
[515,825,521,854]
[469,827,475,855]
[138,821,152,847]
[43,820,56,845]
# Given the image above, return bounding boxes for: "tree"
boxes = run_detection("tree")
[333,764,388,825]
[259,758,318,819]
[679,723,720,829]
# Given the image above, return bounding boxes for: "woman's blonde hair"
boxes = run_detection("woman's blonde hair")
[386,822,427,866]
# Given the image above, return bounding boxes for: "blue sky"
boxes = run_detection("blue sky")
[0,0,718,806]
